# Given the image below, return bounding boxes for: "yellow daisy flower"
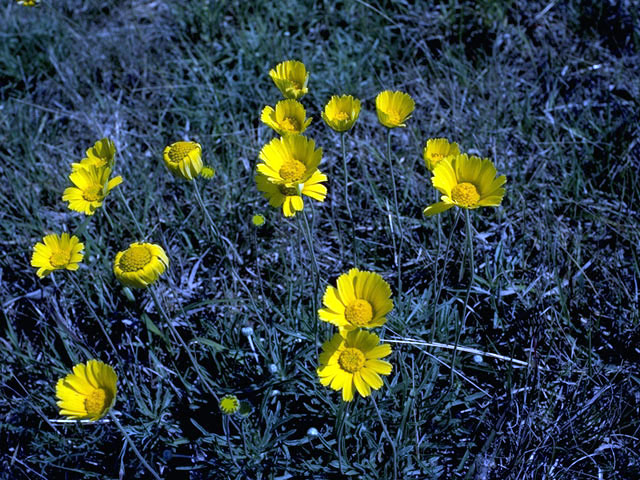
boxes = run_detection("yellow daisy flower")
[269,60,309,100]
[219,394,240,415]
[200,166,216,179]
[113,242,169,289]
[55,359,117,421]
[423,154,507,216]
[257,135,322,187]
[163,141,203,181]
[321,95,361,132]
[62,165,123,216]
[255,170,327,218]
[423,137,460,171]
[375,90,415,128]
[318,268,393,334]
[261,99,312,136]
[317,330,392,402]
[31,233,84,278]
[72,138,116,171]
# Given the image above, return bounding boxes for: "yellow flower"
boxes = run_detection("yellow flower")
[318,268,393,335]
[16,0,39,5]
[317,330,392,402]
[255,170,327,217]
[219,394,240,415]
[423,138,460,171]
[321,95,361,132]
[269,60,309,99]
[113,242,169,288]
[163,141,203,181]
[72,138,116,171]
[375,90,415,128]
[55,359,117,421]
[31,233,84,278]
[261,99,312,136]
[200,166,216,179]
[257,135,322,187]
[252,214,265,226]
[423,154,507,216]
[62,165,123,216]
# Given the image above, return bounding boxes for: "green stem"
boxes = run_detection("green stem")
[298,211,320,353]
[223,415,241,469]
[193,179,221,242]
[116,187,145,239]
[386,129,403,294]
[149,286,219,402]
[450,209,474,386]
[341,133,359,267]
[109,412,161,480]
[371,393,397,480]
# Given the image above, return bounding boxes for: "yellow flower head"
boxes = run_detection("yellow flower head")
[269,60,309,99]
[261,99,312,136]
[317,330,392,402]
[423,138,460,171]
[255,170,327,218]
[163,141,203,181]
[318,268,393,335]
[219,394,240,415]
[31,233,84,278]
[252,214,265,226]
[113,242,169,289]
[72,138,116,171]
[257,135,322,186]
[375,90,415,128]
[424,154,507,216]
[200,166,216,179]
[56,359,117,421]
[321,95,361,132]
[62,165,123,216]
[16,0,39,6]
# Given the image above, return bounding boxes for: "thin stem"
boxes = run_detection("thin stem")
[298,211,320,353]
[371,393,397,480]
[109,412,161,480]
[335,401,347,475]
[450,209,474,385]
[193,179,221,242]
[116,187,145,239]
[341,132,359,267]
[149,286,219,402]
[68,274,119,357]
[223,415,241,469]
[386,129,403,294]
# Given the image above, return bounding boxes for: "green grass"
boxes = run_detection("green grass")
[1,0,640,478]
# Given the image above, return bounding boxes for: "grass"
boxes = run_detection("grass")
[1,0,640,478]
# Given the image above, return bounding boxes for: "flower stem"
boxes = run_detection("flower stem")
[341,133,359,267]
[109,411,161,480]
[223,415,241,469]
[193,178,221,242]
[371,393,397,480]
[298,211,320,353]
[386,129,403,295]
[116,187,145,239]
[450,209,474,386]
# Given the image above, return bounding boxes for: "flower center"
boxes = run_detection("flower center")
[345,299,374,326]
[82,185,103,202]
[168,142,197,164]
[387,111,403,125]
[335,111,349,121]
[338,348,366,373]
[289,80,302,90]
[49,249,71,268]
[119,245,152,272]
[84,387,110,417]
[279,158,306,183]
[281,116,301,132]
[451,182,480,207]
